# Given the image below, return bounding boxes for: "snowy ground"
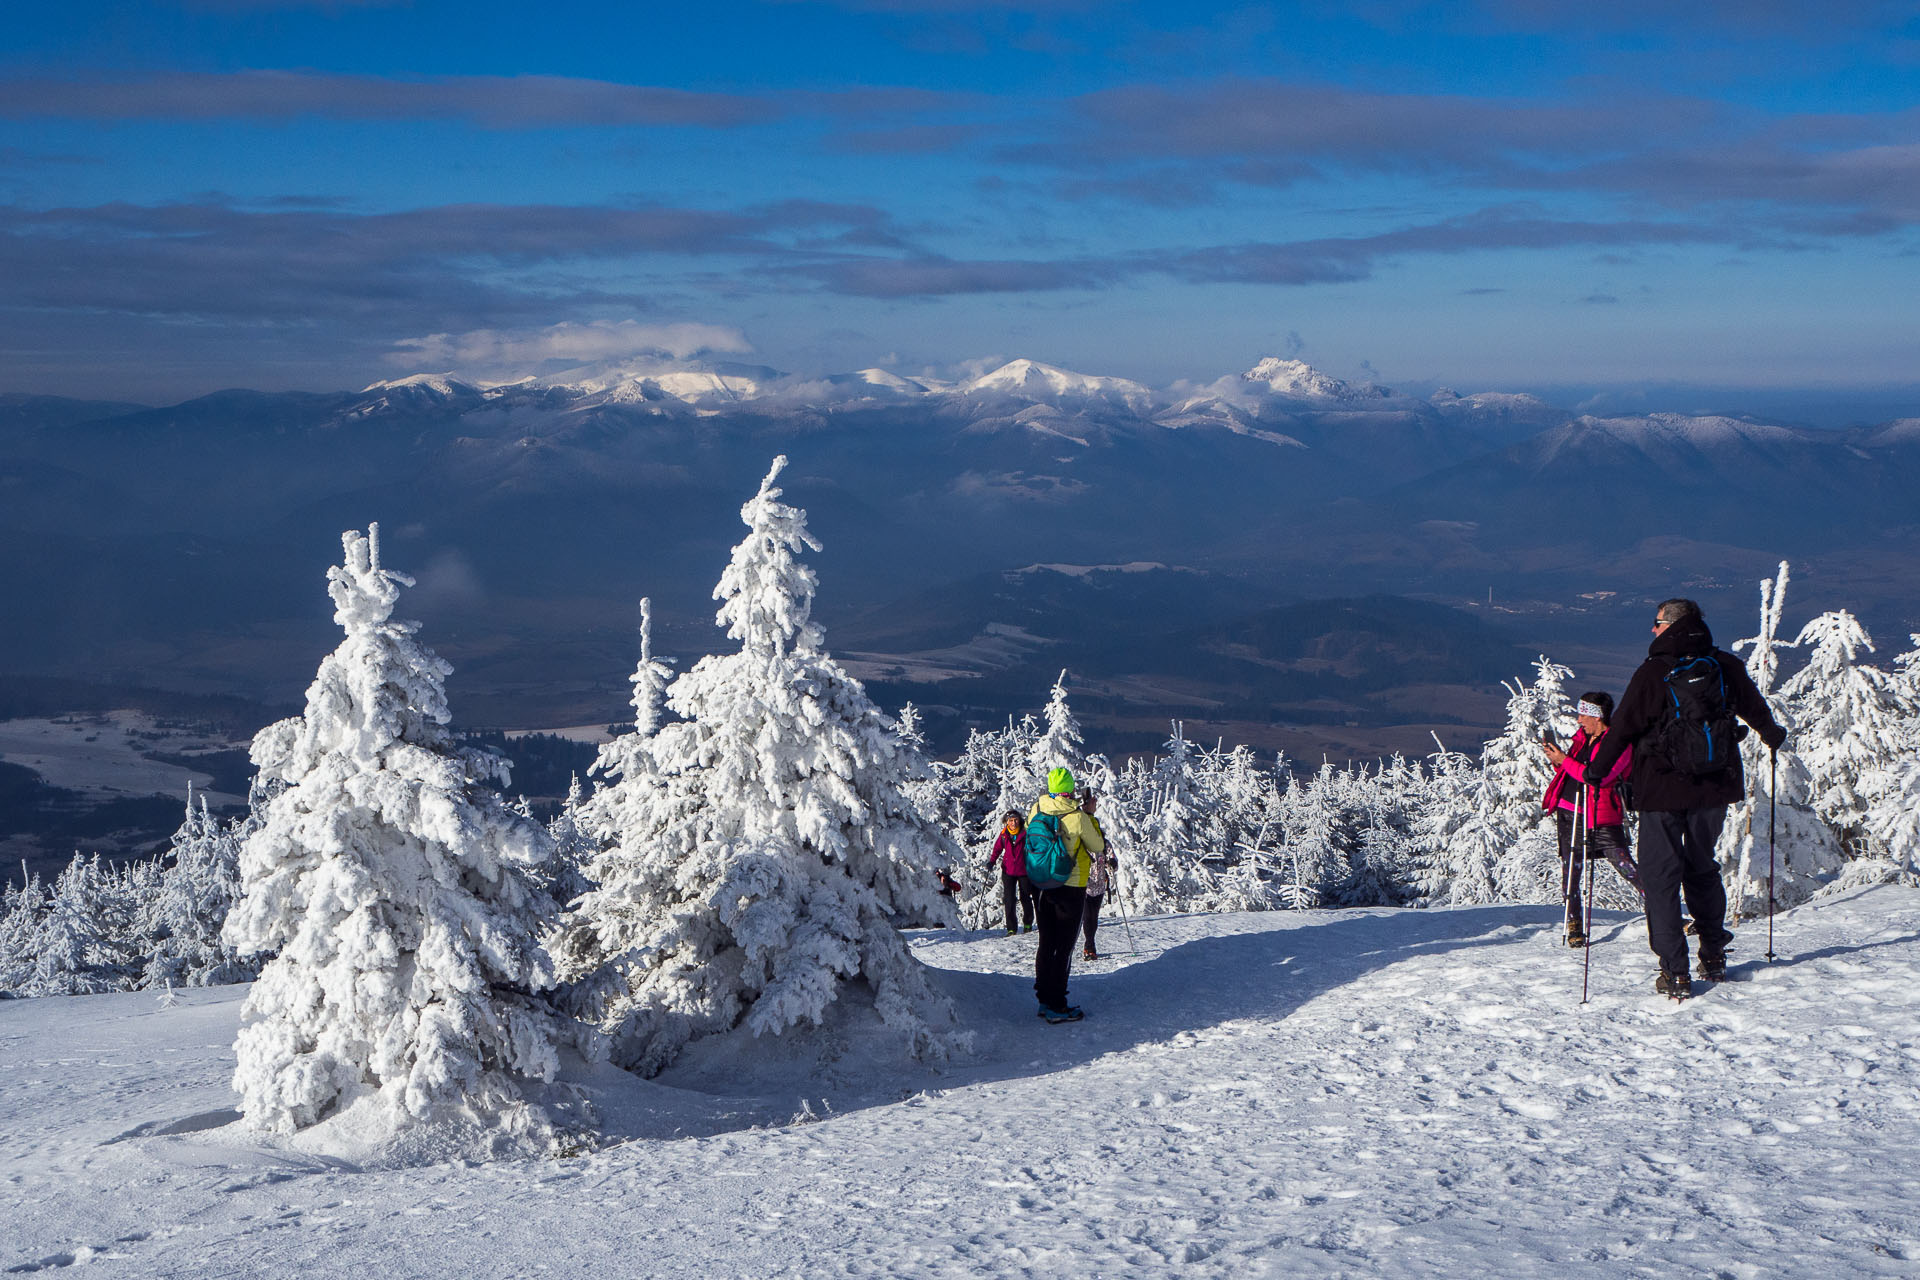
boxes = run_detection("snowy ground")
[4,887,1918,1277]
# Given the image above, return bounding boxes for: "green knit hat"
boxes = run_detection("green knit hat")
[1048,766,1076,795]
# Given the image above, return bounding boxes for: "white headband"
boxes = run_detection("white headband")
[1577,700,1606,719]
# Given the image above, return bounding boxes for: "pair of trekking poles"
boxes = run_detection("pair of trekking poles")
[1566,747,1779,1003]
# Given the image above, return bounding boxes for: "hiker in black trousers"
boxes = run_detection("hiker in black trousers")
[1027,767,1103,1021]
[1584,599,1786,999]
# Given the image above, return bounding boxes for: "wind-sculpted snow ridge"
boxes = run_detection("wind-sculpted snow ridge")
[4,887,1918,1276]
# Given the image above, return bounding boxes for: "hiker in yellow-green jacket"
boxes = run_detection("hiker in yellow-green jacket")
[1027,767,1104,1023]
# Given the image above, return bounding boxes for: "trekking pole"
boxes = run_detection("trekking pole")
[1112,854,1141,957]
[1581,782,1597,1005]
[1767,747,1778,963]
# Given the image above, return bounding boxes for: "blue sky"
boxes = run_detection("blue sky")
[3,0,1918,405]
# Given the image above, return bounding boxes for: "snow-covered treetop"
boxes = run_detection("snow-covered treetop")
[1791,609,1876,667]
[1733,561,1794,696]
[713,456,824,656]
[257,523,460,777]
[630,597,674,739]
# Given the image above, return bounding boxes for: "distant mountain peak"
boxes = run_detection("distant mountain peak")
[1243,357,1387,402]
[964,359,1155,412]
[359,373,480,397]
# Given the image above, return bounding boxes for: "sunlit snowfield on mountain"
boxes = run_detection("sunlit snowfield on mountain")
[5,887,1917,1278]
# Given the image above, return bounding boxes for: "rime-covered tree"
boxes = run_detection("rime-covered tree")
[538,775,598,912]
[21,856,140,997]
[555,601,674,1018]
[1719,563,1843,914]
[1407,740,1475,905]
[1479,659,1574,843]
[1340,758,1419,907]
[1275,762,1352,909]
[1780,610,1906,840]
[564,458,968,1076]
[1030,670,1084,789]
[1860,632,1920,881]
[223,524,567,1138]
[143,787,258,990]
[0,873,47,994]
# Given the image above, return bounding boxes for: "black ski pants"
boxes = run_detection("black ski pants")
[1081,892,1105,955]
[1033,885,1086,1012]
[1555,811,1642,925]
[1000,872,1035,932]
[1638,807,1729,976]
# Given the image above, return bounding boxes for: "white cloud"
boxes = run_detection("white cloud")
[390,319,753,374]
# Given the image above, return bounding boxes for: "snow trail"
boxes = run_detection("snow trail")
[3,887,1917,1277]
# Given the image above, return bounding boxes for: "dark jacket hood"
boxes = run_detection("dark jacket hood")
[1648,614,1715,660]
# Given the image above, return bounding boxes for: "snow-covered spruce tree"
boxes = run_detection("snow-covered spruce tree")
[143,787,259,990]
[1861,633,1920,883]
[1273,761,1353,909]
[223,524,568,1139]
[1406,739,1476,905]
[1720,563,1842,914]
[1030,670,1085,790]
[0,873,48,996]
[554,600,674,1021]
[22,855,141,997]
[538,775,598,912]
[1779,610,1906,845]
[1339,758,1420,907]
[563,458,968,1077]
[1440,774,1508,906]
[1479,658,1574,844]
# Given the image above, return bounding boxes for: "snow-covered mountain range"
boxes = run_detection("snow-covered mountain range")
[351,354,1438,421]
[3,353,1917,717]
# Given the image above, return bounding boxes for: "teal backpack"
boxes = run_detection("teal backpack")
[1023,810,1076,889]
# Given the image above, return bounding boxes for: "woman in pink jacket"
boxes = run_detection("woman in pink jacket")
[1541,690,1643,946]
[987,811,1036,936]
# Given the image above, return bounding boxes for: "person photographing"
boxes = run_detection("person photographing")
[1540,691,1642,947]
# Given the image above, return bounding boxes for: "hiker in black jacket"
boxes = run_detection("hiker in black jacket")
[1584,599,1786,999]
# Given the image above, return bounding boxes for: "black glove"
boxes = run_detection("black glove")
[1581,762,1606,786]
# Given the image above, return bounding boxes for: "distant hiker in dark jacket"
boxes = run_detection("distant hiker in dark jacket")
[1584,599,1786,999]
[987,811,1034,935]
[1540,690,1642,947]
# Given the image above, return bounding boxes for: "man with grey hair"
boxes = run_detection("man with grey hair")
[1584,598,1786,999]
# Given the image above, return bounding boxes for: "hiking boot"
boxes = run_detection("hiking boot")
[1038,1004,1084,1024]
[1565,925,1586,948]
[1697,951,1727,982]
[1654,969,1693,1001]
[1082,948,1098,961]
[1005,927,1018,936]
[1023,924,1035,933]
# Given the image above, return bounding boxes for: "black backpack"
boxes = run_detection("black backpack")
[1656,654,1744,777]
